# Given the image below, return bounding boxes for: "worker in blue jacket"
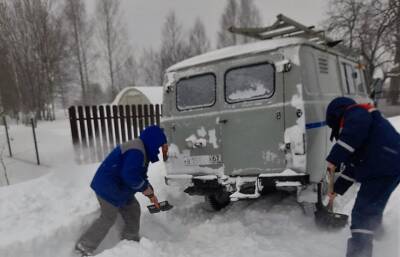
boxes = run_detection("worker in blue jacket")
[75,125,168,256]
[325,97,400,257]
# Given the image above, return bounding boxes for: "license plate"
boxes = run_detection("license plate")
[183,154,222,166]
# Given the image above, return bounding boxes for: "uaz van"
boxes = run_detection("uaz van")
[161,34,370,213]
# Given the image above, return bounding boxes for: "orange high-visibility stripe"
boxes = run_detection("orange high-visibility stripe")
[339,103,375,128]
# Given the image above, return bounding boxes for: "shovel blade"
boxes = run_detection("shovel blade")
[147,201,174,214]
[315,207,348,229]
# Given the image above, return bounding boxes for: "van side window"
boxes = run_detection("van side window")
[176,73,216,111]
[225,63,275,103]
[301,51,321,95]
[341,63,357,94]
[319,56,341,95]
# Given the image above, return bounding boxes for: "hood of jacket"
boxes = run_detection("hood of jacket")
[326,97,357,141]
[140,125,167,163]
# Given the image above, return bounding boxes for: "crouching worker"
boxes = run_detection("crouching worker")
[325,97,400,257]
[75,125,168,256]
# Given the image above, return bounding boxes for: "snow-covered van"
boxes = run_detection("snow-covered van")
[161,36,370,211]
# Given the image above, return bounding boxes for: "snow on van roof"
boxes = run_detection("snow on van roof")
[168,38,311,72]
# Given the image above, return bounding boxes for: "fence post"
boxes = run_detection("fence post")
[31,118,40,165]
[143,104,149,128]
[3,116,12,157]
[68,106,82,163]
[125,105,132,140]
[149,104,155,125]
[138,105,144,133]
[155,104,161,126]
[112,105,120,145]
[132,105,138,138]
[119,105,126,142]
[98,106,108,157]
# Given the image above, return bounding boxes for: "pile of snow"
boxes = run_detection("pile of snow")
[0,116,399,257]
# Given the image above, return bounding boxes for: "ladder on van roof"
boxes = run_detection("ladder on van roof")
[229,14,342,47]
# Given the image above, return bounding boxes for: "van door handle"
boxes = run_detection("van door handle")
[276,112,282,120]
[219,119,228,124]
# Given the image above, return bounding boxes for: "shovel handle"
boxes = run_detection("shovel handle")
[327,168,335,211]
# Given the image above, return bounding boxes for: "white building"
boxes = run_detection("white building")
[111,87,163,105]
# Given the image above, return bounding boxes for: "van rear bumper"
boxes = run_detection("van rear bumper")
[165,172,310,196]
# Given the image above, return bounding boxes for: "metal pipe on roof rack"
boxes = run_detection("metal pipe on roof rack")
[260,27,304,40]
[229,22,290,34]
[277,14,315,33]
[229,23,293,39]
[287,29,321,38]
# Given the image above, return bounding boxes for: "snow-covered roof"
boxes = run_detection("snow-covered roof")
[168,38,312,72]
[112,86,163,105]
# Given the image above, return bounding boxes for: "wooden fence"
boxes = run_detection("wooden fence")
[68,104,162,163]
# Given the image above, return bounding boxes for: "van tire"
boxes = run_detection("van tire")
[204,192,231,211]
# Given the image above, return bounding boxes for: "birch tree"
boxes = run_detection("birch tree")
[188,18,211,57]
[96,0,134,99]
[217,0,262,48]
[159,11,190,74]
[217,0,239,48]
[64,0,94,104]
[0,0,69,120]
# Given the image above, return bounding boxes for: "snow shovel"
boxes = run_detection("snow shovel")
[147,201,173,214]
[315,169,348,229]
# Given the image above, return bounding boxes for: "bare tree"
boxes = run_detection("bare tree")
[388,0,400,104]
[326,0,364,49]
[217,0,239,48]
[159,11,190,74]
[237,0,262,44]
[139,48,163,86]
[64,0,94,105]
[325,0,396,90]
[217,0,262,48]
[96,0,133,99]
[117,55,139,88]
[140,12,206,86]
[188,18,211,57]
[0,0,70,120]
[0,45,19,117]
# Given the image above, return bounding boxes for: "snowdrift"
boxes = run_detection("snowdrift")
[0,117,399,257]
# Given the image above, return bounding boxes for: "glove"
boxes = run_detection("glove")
[328,192,337,202]
[143,186,160,209]
[327,162,336,173]
[142,185,154,197]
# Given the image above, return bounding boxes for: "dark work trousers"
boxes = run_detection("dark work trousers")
[77,195,141,253]
[346,175,400,257]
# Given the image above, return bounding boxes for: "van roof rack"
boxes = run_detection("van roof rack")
[229,14,342,47]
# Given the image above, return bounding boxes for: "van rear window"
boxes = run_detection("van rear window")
[342,63,357,94]
[225,63,275,103]
[176,74,216,111]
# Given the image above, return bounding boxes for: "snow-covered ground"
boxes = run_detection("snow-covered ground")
[0,115,399,257]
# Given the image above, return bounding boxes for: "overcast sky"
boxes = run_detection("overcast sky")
[91,0,329,51]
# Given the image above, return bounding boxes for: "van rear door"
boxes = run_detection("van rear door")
[163,70,224,175]
[220,60,286,176]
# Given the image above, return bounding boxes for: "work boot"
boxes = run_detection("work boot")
[374,225,385,241]
[121,232,140,242]
[75,242,94,256]
[346,236,372,257]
